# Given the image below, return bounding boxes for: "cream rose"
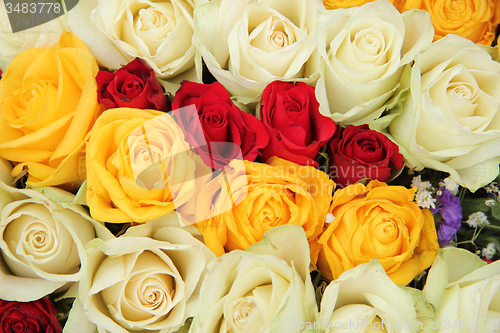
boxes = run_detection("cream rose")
[308,0,433,126]
[384,34,500,192]
[0,181,110,302]
[422,247,500,333]
[190,225,318,333]
[194,0,324,104]
[91,0,205,81]
[66,214,215,333]
[319,260,423,333]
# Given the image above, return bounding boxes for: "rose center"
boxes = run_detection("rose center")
[447,82,479,118]
[23,221,55,256]
[11,320,26,332]
[355,33,381,56]
[137,8,168,31]
[122,79,144,96]
[249,14,299,53]
[229,297,257,330]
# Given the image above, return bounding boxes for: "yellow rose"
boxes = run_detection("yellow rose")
[86,108,212,223]
[317,180,440,286]
[394,0,500,45]
[323,0,394,10]
[195,157,335,257]
[0,31,102,190]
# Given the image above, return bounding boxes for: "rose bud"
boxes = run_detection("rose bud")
[172,81,269,169]
[259,81,337,167]
[328,124,404,188]
[97,58,169,111]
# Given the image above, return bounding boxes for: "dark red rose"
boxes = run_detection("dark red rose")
[328,125,404,188]
[0,298,61,333]
[96,58,168,111]
[172,81,269,169]
[259,81,337,167]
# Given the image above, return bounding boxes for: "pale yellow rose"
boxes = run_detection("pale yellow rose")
[384,34,500,192]
[307,0,434,126]
[194,0,324,104]
[319,260,423,333]
[0,32,102,190]
[190,225,319,333]
[65,214,215,333]
[0,181,111,302]
[91,0,206,83]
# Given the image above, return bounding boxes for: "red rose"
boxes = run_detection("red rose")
[329,125,404,188]
[0,298,61,333]
[172,81,269,169]
[259,81,337,167]
[96,58,168,111]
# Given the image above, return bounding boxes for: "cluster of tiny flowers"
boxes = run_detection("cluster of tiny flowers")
[415,190,436,210]
[411,175,432,192]
[482,243,497,260]
[466,211,490,228]
[412,176,436,209]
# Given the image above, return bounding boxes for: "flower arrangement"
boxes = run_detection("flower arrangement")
[0,0,500,332]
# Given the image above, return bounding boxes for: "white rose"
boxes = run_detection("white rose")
[91,0,205,81]
[0,181,110,302]
[190,225,319,333]
[386,34,500,192]
[423,247,500,333]
[308,0,433,126]
[194,0,324,104]
[319,259,420,333]
[66,213,215,333]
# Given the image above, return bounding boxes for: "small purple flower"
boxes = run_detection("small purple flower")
[432,187,462,245]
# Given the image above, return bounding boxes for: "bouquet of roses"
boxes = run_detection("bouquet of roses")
[0,0,500,332]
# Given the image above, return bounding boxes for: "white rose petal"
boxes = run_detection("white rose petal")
[424,248,500,333]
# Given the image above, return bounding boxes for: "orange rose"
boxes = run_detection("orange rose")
[394,0,500,45]
[195,157,335,257]
[0,32,102,190]
[316,180,439,285]
[323,0,394,9]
